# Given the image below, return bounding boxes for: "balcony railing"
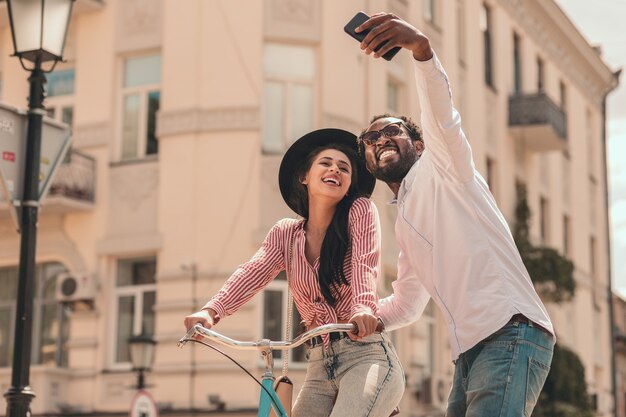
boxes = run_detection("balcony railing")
[46,149,96,208]
[508,93,568,152]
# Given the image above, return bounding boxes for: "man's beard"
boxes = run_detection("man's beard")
[369,147,419,183]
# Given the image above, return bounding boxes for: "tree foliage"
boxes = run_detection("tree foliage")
[533,344,595,417]
[513,184,576,303]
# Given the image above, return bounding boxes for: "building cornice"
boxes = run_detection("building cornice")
[499,0,618,106]
[156,108,260,138]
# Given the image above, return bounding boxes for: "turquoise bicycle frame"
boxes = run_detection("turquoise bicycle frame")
[258,372,288,417]
[257,348,288,417]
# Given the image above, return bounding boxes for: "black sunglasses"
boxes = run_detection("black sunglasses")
[359,121,405,146]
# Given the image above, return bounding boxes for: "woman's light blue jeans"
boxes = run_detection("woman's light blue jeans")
[292,332,404,417]
[446,317,555,417]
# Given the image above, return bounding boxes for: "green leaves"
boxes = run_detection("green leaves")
[513,184,576,303]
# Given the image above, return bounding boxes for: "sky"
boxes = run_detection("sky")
[555,1,626,295]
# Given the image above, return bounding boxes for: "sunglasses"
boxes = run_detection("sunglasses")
[359,121,405,146]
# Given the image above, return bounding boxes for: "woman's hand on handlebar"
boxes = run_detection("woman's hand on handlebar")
[348,312,379,340]
[184,308,217,331]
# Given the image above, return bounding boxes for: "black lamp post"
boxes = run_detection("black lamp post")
[3,2,75,417]
[128,333,157,390]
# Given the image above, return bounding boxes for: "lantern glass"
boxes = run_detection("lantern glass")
[128,334,156,371]
[7,0,74,63]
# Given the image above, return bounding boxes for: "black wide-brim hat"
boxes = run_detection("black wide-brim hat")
[279,128,376,216]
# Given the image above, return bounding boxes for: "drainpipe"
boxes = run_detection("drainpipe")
[602,68,621,417]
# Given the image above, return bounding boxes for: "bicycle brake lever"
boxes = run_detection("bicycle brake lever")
[178,326,200,348]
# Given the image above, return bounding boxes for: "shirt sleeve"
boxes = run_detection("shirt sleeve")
[348,198,381,317]
[378,250,430,330]
[414,51,475,182]
[203,220,289,319]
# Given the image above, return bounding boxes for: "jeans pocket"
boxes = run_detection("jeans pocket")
[524,357,551,417]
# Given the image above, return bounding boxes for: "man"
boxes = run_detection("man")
[355,13,555,417]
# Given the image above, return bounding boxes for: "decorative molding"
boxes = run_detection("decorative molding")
[96,233,162,255]
[271,0,313,23]
[116,0,162,52]
[264,0,320,42]
[498,0,608,106]
[66,338,99,349]
[109,162,158,211]
[157,108,260,138]
[72,122,111,148]
[321,113,363,136]
[0,224,88,273]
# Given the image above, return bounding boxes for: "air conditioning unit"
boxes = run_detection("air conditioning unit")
[415,375,450,407]
[55,272,96,302]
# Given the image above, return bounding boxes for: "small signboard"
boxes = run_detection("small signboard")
[130,390,158,417]
[0,103,71,231]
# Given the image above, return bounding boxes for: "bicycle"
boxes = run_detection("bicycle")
[178,322,364,417]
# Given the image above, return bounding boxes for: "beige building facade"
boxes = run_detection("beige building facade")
[0,0,619,416]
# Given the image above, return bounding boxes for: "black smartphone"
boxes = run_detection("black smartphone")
[344,11,401,61]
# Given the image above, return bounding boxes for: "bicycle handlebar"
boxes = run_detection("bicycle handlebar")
[178,320,384,351]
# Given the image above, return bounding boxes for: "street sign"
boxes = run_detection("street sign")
[130,390,158,417]
[0,103,72,231]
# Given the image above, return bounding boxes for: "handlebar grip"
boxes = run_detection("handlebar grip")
[350,318,385,335]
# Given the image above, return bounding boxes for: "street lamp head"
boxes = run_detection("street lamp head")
[6,0,75,68]
[128,332,157,372]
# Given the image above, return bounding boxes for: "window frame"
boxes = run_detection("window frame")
[481,3,494,88]
[262,44,317,154]
[0,262,70,369]
[109,256,157,370]
[259,277,306,369]
[513,31,522,94]
[115,53,161,162]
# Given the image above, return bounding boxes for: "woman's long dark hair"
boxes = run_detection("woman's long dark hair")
[288,143,364,306]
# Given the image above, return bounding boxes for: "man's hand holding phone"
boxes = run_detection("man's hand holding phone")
[347,12,433,62]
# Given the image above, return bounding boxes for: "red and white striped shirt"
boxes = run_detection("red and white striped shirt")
[204,197,381,348]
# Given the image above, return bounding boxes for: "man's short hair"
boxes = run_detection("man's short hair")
[358,113,423,156]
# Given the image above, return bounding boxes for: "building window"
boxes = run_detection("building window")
[513,32,522,94]
[263,44,315,154]
[262,272,305,363]
[423,301,436,375]
[457,0,466,66]
[563,214,571,257]
[387,78,402,113]
[481,4,493,87]
[559,80,567,112]
[486,157,497,199]
[537,57,544,92]
[114,257,156,364]
[0,263,70,368]
[587,109,596,177]
[540,196,549,245]
[46,68,75,127]
[120,55,161,161]
[423,0,436,24]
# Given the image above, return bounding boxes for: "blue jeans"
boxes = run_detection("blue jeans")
[446,318,555,417]
[292,332,404,417]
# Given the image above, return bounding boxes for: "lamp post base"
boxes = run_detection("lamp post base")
[4,387,35,417]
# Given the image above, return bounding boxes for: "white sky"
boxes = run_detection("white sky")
[555,1,626,295]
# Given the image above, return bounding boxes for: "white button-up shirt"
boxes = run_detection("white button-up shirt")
[378,53,554,361]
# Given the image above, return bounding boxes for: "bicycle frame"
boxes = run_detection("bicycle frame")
[179,323,357,417]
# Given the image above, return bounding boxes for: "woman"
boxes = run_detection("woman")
[184,128,404,417]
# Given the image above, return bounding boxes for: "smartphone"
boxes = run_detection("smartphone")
[344,11,401,61]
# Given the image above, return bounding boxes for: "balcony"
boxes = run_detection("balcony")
[508,93,568,152]
[1,150,96,216]
[44,149,96,212]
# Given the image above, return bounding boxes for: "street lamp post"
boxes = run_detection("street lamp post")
[3,2,75,417]
[128,333,157,390]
